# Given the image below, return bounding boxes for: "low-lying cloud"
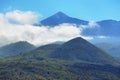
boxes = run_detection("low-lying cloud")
[80,21,99,29]
[0,10,98,47]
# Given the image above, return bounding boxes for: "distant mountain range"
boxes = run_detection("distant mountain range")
[96,43,120,60]
[0,37,118,65]
[83,20,120,37]
[40,12,120,37]
[0,36,119,65]
[19,37,119,65]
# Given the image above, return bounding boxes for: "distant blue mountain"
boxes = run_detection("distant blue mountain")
[82,20,120,37]
[40,12,120,44]
[95,43,120,60]
[40,12,120,37]
[40,12,88,26]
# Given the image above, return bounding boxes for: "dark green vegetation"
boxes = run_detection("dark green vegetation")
[0,37,120,80]
[0,58,120,80]
[96,43,120,60]
[50,37,119,65]
[0,41,36,58]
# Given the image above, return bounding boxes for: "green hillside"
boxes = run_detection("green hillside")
[0,37,120,80]
[0,41,36,58]
[50,37,119,65]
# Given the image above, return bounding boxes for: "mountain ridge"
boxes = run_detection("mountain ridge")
[0,41,36,58]
[96,43,120,60]
[40,12,120,38]
[40,12,88,26]
[50,37,119,65]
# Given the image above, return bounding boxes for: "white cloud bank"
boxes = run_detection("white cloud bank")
[6,10,39,25]
[0,23,81,46]
[0,10,98,47]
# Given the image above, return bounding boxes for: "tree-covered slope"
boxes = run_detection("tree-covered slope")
[0,41,36,58]
[0,57,120,80]
[50,37,118,65]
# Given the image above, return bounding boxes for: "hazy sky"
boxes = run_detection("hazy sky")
[0,0,120,21]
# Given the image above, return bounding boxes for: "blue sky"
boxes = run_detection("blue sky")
[0,0,120,21]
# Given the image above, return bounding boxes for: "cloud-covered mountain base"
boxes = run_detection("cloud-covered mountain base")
[0,10,93,47]
[0,10,120,47]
